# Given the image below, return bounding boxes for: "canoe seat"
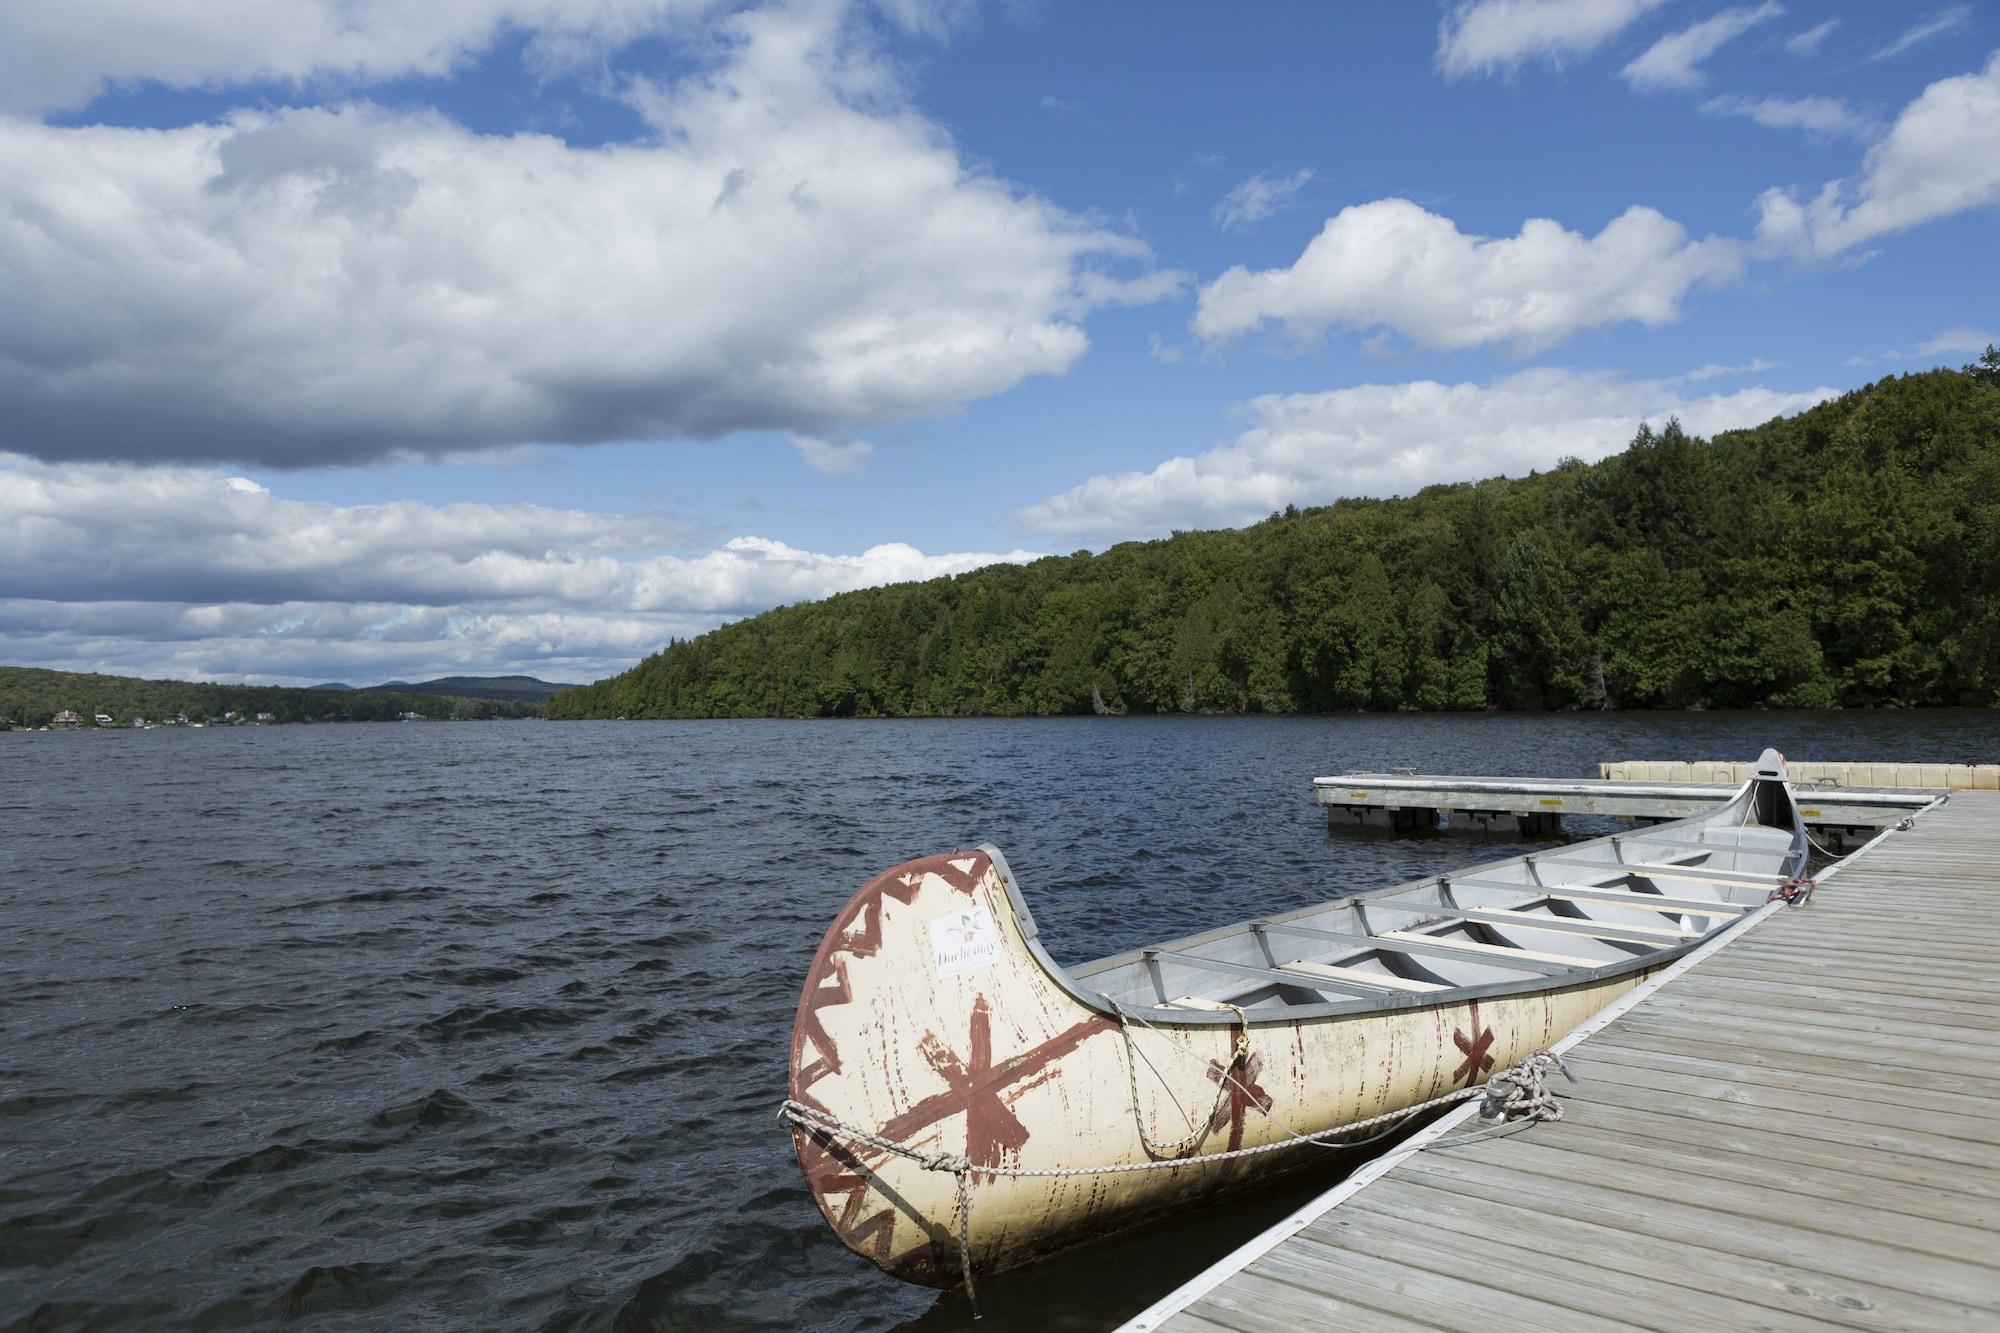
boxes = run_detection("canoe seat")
[1541,885,1748,915]
[1162,995,1234,1011]
[1278,960,1446,993]
[1460,908,1701,943]
[1547,855,1782,888]
[1379,929,1600,969]
[1623,860,1785,888]
[1259,922,1575,977]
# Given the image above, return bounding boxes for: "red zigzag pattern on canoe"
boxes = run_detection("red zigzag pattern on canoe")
[790,853,986,1263]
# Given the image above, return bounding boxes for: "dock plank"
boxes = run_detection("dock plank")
[1259,1237,1636,1332]
[1325,1197,1916,1333]
[1184,1269,1433,1333]
[1143,790,2000,1333]
[1534,1067,2000,1170]
[1592,1016,2000,1088]
[1572,1042,2000,1118]
[1687,957,1997,999]
[1498,1117,2000,1229]
[1343,1184,1976,1331]
[1608,992,2000,1044]
[1596,1013,2000,1083]
[1645,974,2000,1026]
[1391,1152,2000,1308]
[1553,1054,2000,1144]
[1423,1136,2000,1266]
[1286,1219,1707,1332]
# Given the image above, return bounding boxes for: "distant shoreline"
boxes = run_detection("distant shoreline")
[0,665,554,729]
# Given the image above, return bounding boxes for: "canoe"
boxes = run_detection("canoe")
[785,749,1810,1287]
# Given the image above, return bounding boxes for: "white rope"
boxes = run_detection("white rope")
[781,1085,1484,1181]
[1473,1050,1572,1123]
[1106,996,1254,1160]
[778,1047,1572,1315]
[1106,996,1444,1155]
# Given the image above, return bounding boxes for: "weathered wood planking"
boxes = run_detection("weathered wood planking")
[1138,789,2000,1333]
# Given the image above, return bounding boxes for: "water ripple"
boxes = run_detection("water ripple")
[2,712,1993,1329]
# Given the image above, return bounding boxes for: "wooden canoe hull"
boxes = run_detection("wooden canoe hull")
[787,848,1649,1286]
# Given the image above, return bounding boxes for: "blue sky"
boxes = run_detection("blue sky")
[2,1,1995,684]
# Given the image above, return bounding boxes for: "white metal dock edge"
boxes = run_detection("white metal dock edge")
[1115,801,1945,1333]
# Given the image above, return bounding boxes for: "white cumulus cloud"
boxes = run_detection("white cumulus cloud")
[1192,198,1742,354]
[0,3,1169,468]
[1436,0,1669,79]
[1754,49,2000,258]
[1015,369,1840,545]
[1620,2,1785,93]
[0,0,965,115]
[0,453,1039,683]
[0,0,718,114]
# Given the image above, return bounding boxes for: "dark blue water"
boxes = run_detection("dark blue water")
[4,713,1994,1331]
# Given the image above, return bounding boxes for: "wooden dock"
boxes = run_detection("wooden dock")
[1315,772,1933,848]
[1601,758,2000,790]
[1124,789,2000,1332]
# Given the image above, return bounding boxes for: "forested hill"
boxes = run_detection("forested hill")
[0,667,543,727]
[548,361,2000,720]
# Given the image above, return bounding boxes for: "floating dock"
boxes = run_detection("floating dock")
[1315,773,1933,848]
[1125,788,2000,1332]
[1600,759,2000,789]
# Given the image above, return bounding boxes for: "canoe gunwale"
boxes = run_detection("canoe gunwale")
[1000,778,1799,1028]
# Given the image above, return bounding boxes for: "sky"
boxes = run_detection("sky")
[3,0,1996,686]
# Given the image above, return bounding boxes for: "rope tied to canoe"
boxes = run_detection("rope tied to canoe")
[1768,875,1816,906]
[1107,996,1257,1161]
[1476,1051,1573,1124]
[777,1044,1573,1317]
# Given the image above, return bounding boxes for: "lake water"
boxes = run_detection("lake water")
[4,712,1995,1331]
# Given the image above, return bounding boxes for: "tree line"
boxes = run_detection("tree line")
[20,368,1988,730]
[0,667,543,728]
[555,356,1990,719]
[548,356,2000,716]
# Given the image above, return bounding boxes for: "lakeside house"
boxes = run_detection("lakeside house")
[51,709,82,728]
[93,713,114,727]
[255,712,275,723]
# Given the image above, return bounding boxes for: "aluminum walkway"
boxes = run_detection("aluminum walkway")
[1125,789,2000,1332]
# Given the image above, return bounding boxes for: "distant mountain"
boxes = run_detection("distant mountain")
[258,675,568,701]
[353,675,575,703]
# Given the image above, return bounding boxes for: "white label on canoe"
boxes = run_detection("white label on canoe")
[929,906,1000,978]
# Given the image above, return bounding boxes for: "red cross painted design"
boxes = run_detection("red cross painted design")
[877,997,1111,1181]
[1206,1049,1271,1152]
[1452,1000,1496,1086]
